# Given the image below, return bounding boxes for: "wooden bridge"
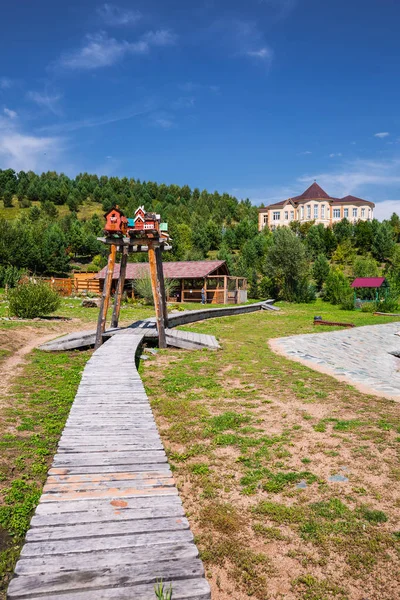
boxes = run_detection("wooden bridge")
[8,330,211,600]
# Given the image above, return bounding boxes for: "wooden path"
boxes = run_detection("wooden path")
[39,300,276,352]
[8,330,211,600]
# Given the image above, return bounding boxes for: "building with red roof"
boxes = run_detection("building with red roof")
[96,260,247,304]
[258,182,374,231]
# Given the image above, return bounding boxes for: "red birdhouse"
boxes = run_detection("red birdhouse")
[104,206,128,236]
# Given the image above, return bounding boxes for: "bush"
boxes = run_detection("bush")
[323,269,352,306]
[8,279,61,318]
[0,265,26,288]
[294,279,316,303]
[132,270,178,305]
[375,295,399,314]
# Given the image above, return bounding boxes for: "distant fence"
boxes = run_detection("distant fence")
[43,275,100,296]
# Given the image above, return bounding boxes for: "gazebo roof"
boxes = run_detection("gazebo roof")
[95,260,229,280]
[351,277,387,288]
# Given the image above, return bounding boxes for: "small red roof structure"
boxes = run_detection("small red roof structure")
[95,260,229,281]
[351,277,387,288]
[292,182,331,200]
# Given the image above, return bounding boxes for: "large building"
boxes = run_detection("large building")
[258,182,374,231]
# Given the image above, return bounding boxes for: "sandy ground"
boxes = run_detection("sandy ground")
[0,321,85,397]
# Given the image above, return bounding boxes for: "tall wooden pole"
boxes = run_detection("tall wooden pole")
[148,242,167,348]
[110,245,128,329]
[155,245,168,329]
[95,244,116,349]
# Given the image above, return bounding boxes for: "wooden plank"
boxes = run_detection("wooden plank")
[9,577,211,600]
[30,504,183,527]
[26,516,189,542]
[15,544,197,575]
[9,559,204,598]
[21,529,194,556]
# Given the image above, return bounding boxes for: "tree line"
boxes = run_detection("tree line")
[0,168,399,306]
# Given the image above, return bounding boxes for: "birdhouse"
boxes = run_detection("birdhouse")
[104,206,127,236]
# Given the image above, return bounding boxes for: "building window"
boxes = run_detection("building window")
[273,211,280,221]
[361,208,365,218]
[333,208,341,219]
[284,211,289,220]
[290,210,294,220]
[344,208,349,218]
[321,205,325,218]
[353,208,358,217]
[314,204,318,219]
[263,214,268,225]
[301,206,304,219]
[307,205,311,219]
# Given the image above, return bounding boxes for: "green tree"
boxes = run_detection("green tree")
[313,254,330,291]
[266,227,311,301]
[323,269,353,307]
[372,222,395,262]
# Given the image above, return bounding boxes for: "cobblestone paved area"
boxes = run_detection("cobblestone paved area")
[271,322,400,400]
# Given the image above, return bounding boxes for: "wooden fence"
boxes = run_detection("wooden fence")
[43,276,100,296]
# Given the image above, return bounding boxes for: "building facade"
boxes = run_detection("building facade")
[258,182,374,231]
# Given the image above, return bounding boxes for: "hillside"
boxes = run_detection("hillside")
[0,168,399,308]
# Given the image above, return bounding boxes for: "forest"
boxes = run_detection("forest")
[0,168,399,307]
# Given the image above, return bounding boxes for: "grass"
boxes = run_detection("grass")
[0,199,104,221]
[0,349,91,598]
[141,300,400,599]
[0,297,399,599]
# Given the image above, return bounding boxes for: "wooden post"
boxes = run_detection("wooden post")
[110,245,128,329]
[94,244,116,349]
[155,245,168,329]
[224,275,228,305]
[148,243,167,349]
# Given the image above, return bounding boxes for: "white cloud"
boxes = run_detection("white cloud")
[374,132,390,138]
[38,100,155,134]
[374,200,400,220]
[57,29,176,70]
[246,47,273,60]
[0,115,62,172]
[329,152,342,158]
[0,77,13,90]
[298,150,312,155]
[4,107,17,119]
[153,117,174,129]
[27,90,63,115]
[298,157,400,197]
[97,3,141,26]
[171,96,195,109]
[211,19,273,66]
[142,30,177,47]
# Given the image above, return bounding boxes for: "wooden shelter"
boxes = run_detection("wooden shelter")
[351,276,389,304]
[95,260,247,304]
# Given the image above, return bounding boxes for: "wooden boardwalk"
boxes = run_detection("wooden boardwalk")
[8,330,211,600]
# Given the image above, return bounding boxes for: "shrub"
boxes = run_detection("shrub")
[8,279,61,318]
[375,295,399,314]
[312,254,330,291]
[0,265,26,288]
[323,269,352,306]
[294,279,316,303]
[132,270,178,305]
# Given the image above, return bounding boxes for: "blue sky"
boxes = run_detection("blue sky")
[0,0,399,218]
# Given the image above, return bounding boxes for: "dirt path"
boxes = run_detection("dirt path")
[0,322,84,397]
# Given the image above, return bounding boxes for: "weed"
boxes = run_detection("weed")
[154,580,173,600]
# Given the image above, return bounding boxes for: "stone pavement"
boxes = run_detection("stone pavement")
[271,322,400,400]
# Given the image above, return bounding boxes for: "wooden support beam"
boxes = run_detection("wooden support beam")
[148,243,167,348]
[94,244,116,349]
[110,246,128,329]
[155,245,168,329]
